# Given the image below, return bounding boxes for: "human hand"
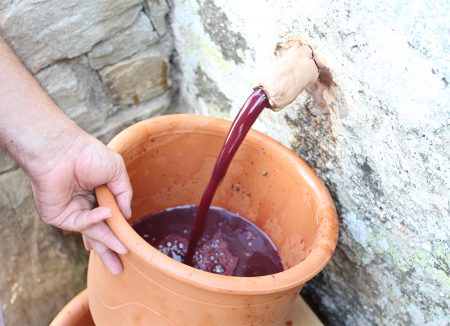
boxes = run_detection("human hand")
[28,132,132,275]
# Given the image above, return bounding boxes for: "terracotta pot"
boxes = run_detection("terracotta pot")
[88,114,338,325]
[50,290,94,326]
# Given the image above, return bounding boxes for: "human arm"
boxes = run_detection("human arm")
[0,36,132,275]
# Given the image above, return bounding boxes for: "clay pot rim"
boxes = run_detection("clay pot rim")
[96,114,338,294]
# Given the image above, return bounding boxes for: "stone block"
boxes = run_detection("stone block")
[0,193,87,326]
[94,92,171,144]
[0,0,142,72]
[36,57,113,133]
[100,51,170,105]
[88,13,160,70]
[144,0,170,36]
[0,169,30,209]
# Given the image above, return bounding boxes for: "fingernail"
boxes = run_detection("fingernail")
[110,264,123,276]
[116,242,128,255]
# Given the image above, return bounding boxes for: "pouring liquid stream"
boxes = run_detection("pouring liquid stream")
[184,88,271,264]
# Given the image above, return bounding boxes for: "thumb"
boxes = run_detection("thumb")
[106,153,133,219]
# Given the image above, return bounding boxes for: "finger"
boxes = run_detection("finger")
[55,196,112,232]
[90,238,124,275]
[83,221,127,254]
[82,234,92,251]
[107,154,133,219]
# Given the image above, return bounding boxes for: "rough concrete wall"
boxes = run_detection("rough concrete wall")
[170,0,449,325]
[0,1,173,324]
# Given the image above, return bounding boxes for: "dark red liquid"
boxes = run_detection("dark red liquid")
[132,206,283,276]
[185,88,270,263]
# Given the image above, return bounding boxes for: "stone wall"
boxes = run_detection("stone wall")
[170,0,449,325]
[0,1,173,325]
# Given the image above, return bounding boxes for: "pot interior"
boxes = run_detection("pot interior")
[121,128,319,270]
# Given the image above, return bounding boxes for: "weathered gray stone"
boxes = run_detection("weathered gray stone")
[94,91,171,144]
[196,0,249,64]
[0,169,30,209]
[0,169,87,326]
[36,57,113,133]
[0,191,87,326]
[0,149,16,174]
[100,50,170,105]
[88,13,160,70]
[144,0,170,36]
[194,66,231,116]
[0,0,142,72]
